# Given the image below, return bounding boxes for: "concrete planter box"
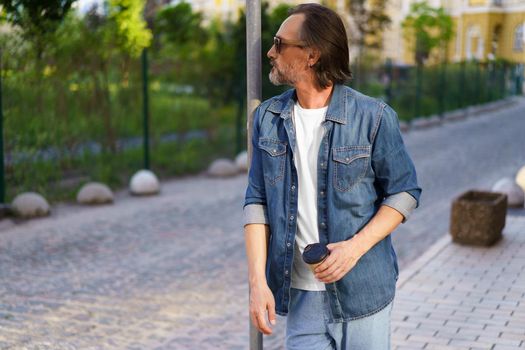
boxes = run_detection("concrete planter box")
[450,190,507,246]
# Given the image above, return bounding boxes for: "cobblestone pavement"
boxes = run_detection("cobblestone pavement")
[392,214,525,350]
[0,98,524,349]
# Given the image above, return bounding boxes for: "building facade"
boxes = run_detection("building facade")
[384,0,525,65]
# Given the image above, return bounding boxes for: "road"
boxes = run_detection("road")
[0,97,524,349]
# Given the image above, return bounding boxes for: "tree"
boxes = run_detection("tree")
[402,1,454,65]
[346,0,391,51]
[108,0,152,57]
[155,1,207,47]
[0,0,75,65]
[344,0,391,87]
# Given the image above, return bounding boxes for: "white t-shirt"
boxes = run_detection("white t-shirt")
[291,101,328,291]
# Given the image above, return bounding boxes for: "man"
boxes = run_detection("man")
[244,4,421,349]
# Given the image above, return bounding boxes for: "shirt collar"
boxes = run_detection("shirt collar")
[267,84,349,124]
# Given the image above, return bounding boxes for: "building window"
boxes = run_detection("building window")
[514,24,524,52]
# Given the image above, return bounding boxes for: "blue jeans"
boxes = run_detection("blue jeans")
[286,288,392,350]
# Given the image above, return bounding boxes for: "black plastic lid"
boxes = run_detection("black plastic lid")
[302,243,329,264]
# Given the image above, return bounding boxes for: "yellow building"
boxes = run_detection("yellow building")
[450,0,525,63]
[386,0,525,64]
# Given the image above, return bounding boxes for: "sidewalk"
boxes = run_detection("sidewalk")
[391,214,525,350]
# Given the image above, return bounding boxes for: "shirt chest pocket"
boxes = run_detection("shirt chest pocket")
[332,145,371,192]
[258,138,287,186]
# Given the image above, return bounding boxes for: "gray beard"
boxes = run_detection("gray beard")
[269,66,296,86]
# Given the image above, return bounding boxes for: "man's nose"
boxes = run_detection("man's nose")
[267,44,276,59]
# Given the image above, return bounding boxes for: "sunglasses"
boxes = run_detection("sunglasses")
[273,36,307,54]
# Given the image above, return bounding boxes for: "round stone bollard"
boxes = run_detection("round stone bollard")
[129,169,160,195]
[77,182,114,205]
[12,192,50,218]
[207,158,238,177]
[492,177,525,208]
[235,151,249,173]
[516,166,525,193]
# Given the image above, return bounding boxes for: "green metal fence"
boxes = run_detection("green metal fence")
[0,58,522,204]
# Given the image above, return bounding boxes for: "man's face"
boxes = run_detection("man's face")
[267,14,309,86]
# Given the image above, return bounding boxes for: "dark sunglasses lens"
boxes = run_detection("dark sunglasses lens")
[274,37,281,53]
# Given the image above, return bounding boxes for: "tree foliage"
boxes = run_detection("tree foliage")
[0,0,76,60]
[108,0,152,57]
[346,0,391,49]
[402,1,454,64]
[155,2,207,46]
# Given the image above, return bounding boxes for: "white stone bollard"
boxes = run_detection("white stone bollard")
[492,177,525,208]
[77,182,114,205]
[129,169,160,195]
[207,158,238,177]
[12,192,50,218]
[235,151,249,173]
[516,166,525,193]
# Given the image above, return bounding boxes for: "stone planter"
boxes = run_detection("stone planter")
[450,190,507,246]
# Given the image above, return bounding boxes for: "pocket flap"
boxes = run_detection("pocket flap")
[259,138,287,157]
[332,146,370,164]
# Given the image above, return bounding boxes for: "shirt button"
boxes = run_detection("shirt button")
[345,157,350,162]
[320,162,325,167]
[291,185,296,191]
[290,215,294,221]
[287,242,291,247]
[320,191,325,196]
[285,270,289,275]
[321,222,326,228]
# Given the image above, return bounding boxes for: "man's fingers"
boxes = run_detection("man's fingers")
[268,301,277,326]
[315,253,337,273]
[256,311,273,334]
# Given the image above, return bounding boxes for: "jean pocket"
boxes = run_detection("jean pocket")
[332,145,371,192]
[258,138,287,185]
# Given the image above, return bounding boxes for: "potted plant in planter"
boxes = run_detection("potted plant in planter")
[450,190,507,246]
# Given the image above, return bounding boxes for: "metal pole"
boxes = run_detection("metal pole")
[246,0,263,349]
[414,63,423,120]
[384,59,393,106]
[438,62,446,118]
[141,48,150,170]
[0,49,5,204]
[459,61,466,109]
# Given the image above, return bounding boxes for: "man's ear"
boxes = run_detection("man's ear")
[308,48,321,67]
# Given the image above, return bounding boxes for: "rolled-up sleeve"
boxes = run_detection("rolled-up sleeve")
[244,104,269,227]
[372,105,422,213]
[382,192,417,223]
[243,204,269,226]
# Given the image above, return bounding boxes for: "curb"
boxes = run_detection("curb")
[402,96,525,133]
[397,233,452,288]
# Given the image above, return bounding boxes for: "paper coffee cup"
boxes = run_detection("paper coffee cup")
[302,243,329,272]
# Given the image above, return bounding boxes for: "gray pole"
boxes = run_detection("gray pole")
[0,48,5,204]
[246,0,263,349]
[141,48,150,170]
[246,0,262,165]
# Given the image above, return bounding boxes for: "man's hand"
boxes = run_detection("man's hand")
[314,239,364,283]
[249,283,276,335]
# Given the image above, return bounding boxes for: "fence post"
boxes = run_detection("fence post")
[474,60,481,105]
[384,58,393,106]
[141,48,150,170]
[438,61,446,117]
[414,63,423,119]
[459,60,466,109]
[0,49,5,204]
[246,0,263,348]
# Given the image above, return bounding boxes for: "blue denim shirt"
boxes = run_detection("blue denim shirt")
[244,84,421,321]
